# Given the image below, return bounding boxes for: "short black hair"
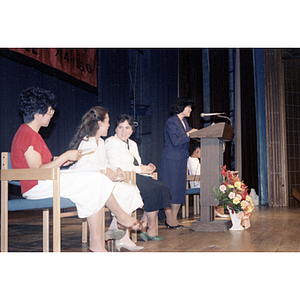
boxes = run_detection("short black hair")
[192,141,201,153]
[18,87,57,123]
[115,114,135,132]
[171,97,195,114]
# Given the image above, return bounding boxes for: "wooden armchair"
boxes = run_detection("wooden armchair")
[1,152,87,252]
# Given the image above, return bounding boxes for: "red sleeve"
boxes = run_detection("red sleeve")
[11,124,52,193]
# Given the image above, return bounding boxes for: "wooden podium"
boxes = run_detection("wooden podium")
[189,122,234,232]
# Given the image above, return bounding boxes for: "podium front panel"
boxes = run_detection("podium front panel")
[200,138,223,207]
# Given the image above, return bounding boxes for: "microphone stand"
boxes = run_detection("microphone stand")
[216,114,233,126]
[202,113,233,126]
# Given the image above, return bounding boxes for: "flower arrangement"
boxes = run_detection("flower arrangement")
[214,165,254,219]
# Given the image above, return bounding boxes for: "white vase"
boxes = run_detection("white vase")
[227,207,244,231]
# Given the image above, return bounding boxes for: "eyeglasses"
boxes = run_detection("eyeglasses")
[46,108,55,116]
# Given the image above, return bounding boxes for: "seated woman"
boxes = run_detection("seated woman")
[105,114,179,241]
[69,106,144,251]
[11,87,147,252]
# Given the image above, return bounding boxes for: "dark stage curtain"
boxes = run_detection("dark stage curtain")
[178,48,258,192]
[178,49,203,155]
[240,49,258,194]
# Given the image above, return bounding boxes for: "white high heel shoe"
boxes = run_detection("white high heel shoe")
[115,240,144,252]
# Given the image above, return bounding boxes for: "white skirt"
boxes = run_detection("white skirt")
[112,181,143,214]
[23,169,115,218]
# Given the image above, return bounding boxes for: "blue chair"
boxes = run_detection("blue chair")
[182,171,200,218]
[1,152,88,252]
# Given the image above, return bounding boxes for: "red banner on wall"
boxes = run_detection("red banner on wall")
[10,48,97,87]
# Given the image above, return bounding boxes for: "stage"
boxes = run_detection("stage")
[3,206,300,252]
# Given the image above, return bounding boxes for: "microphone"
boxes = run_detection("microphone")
[201,112,232,126]
[200,112,225,118]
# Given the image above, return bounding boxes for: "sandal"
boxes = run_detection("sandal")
[117,220,148,231]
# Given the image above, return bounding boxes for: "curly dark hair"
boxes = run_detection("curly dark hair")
[18,87,57,123]
[171,97,195,115]
[115,114,135,132]
[69,106,108,150]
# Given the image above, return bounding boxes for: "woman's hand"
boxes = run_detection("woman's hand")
[147,163,156,173]
[116,168,125,182]
[186,128,198,137]
[66,150,82,161]
[140,163,156,174]
[61,150,82,166]
[105,168,118,181]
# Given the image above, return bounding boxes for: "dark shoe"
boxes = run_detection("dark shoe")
[165,220,183,230]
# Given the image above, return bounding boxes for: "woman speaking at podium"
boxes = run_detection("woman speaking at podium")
[159,97,198,228]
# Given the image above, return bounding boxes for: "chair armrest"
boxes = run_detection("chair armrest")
[1,168,59,181]
[187,175,200,181]
[124,171,136,185]
[152,172,158,180]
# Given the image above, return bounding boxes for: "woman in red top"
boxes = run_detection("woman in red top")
[11,87,147,252]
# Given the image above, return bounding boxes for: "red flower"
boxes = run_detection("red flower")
[221,165,227,176]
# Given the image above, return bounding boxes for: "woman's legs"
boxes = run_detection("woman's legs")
[88,192,146,252]
[108,216,143,251]
[171,203,182,225]
[141,207,180,237]
[141,211,158,236]
[87,207,106,252]
[164,207,179,226]
[105,193,137,227]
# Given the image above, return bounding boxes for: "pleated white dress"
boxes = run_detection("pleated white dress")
[23,169,115,218]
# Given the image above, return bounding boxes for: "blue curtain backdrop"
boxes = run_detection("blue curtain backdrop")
[253,48,268,205]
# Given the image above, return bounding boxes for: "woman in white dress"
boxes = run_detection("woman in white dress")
[69,106,144,251]
[105,114,178,241]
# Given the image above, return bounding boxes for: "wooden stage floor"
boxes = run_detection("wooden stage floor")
[2,206,300,252]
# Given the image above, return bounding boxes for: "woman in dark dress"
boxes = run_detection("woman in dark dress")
[160,97,198,228]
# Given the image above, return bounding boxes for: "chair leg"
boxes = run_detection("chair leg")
[82,218,88,244]
[1,180,8,252]
[52,171,61,252]
[186,195,189,218]
[43,209,50,252]
[102,208,106,246]
[131,210,137,243]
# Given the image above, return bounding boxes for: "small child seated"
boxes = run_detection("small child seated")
[187,142,201,188]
